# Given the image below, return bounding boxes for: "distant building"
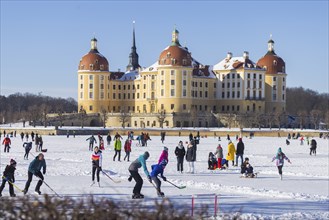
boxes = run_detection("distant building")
[77,27,286,128]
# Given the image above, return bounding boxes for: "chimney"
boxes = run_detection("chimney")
[226,52,232,59]
[243,51,249,59]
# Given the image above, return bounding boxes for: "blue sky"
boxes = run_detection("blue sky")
[1,1,328,99]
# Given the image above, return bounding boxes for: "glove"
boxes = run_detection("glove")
[43,170,46,175]
[99,167,102,171]
[128,176,133,182]
[162,177,167,181]
[147,175,152,183]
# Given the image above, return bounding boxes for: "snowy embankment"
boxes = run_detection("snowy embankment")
[0,134,328,219]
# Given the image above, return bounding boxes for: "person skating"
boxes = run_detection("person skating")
[174,141,185,173]
[235,138,244,166]
[113,137,122,161]
[20,132,24,141]
[124,138,132,161]
[271,147,291,180]
[186,141,196,173]
[23,153,47,195]
[86,135,97,151]
[38,136,43,152]
[2,135,11,153]
[91,146,102,187]
[0,159,17,197]
[226,140,236,167]
[158,146,169,164]
[160,132,166,144]
[23,142,33,160]
[31,132,35,142]
[106,133,112,147]
[150,159,168,197]
[128,151,151,199]
[214,144,223,169]
[25,133,29,141]
[310,139,317,155]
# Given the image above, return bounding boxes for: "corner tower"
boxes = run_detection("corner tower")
[257,36,287,113]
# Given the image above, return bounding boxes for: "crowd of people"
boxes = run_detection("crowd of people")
[0,129,323,198]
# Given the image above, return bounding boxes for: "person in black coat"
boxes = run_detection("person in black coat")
[0,159,17,197]
[235,138,244,166]
[23,142,33,160]
[186,141,196,173]
[174,141,186,173]
[310,139,317,155]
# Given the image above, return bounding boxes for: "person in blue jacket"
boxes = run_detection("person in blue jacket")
[23,153,46,195]
[150,159,167,197]
[128,151,151,199]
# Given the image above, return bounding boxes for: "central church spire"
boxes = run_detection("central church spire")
[126,21,140,71]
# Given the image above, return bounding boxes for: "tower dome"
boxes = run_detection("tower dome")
[257,38,286,74]
[78,37,109,71]
[158,28,192,66]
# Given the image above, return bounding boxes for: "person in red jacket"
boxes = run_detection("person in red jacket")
[124,138,132,161]
[2,135,11,153]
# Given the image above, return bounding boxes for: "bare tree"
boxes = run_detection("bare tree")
[297,110,307,129]
[100,107,108,128]
[274,111,285,130]
[79,107,87,128]
[253,112,265,130]
[119,110,131,128]
[40,104,48,127]
[265,112,277,130]
[310,109,322,129]
[323,111,329,130]
[156,110,166,128]
[28,105,41,127]
[190,107,198,128]
[57,111,64,127]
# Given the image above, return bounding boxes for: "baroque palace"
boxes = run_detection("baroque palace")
[77,27,286,128]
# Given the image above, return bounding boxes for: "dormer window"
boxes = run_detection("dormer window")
[95,59,99,64]
[182,59,187,65]
[89,64,94,70]
[100,64,104,70]
[273,60,277,66]
[282,66,285,73]
[163,59,166,64]
[80,65,84,70]
[171,58,176,65]
[167,52,171,58]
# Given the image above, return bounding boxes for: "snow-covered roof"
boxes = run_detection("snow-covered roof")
[142,61,159,73]
[213,56,262,71]
[118,70,140,81]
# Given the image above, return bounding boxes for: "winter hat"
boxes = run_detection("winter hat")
[163,146,168,151]
[144,151,150,159]
[217,144,222,149]
[277,147,282,153]
[245,157,249,161]
[10,159,17,165]
[238,138,242,141]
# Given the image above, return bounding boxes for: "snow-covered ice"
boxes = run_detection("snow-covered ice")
[0,133,328,219]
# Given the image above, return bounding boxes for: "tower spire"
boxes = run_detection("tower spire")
[267,34,275,54]
[171,25,181,46]
[126,21,140,71]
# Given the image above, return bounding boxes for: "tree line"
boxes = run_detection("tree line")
[0,87,328,129]
[0,93,77,126]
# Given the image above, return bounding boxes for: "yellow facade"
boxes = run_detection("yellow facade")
[77,31,286,128]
